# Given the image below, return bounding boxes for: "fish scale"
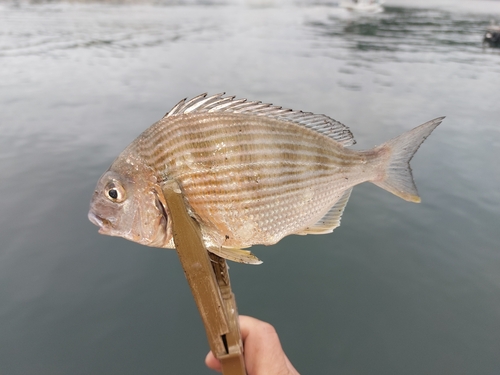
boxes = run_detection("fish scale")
[140,113,366,248]
[88,93,443,264]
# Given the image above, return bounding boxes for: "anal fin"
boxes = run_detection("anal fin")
[297,188,352,235]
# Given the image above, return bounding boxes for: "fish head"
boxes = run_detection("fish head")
[88,156,173,248]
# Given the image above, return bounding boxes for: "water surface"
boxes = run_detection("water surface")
[1,1,499,374]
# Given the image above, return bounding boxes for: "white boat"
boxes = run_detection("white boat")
[340,0,384,14]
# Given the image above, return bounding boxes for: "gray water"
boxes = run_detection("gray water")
[1,0,500,374]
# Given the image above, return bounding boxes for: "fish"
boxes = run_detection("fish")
[88,93,443,264]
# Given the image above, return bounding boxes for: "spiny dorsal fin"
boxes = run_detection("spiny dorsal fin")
[297,188,352,235]
[164,93,356,146]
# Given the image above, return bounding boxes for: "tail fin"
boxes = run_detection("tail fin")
[371,117,444,203]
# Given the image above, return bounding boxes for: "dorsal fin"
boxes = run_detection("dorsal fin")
[164,93,356,146]
[297,188,352,235]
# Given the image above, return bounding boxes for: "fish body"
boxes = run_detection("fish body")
[89,93,443,264]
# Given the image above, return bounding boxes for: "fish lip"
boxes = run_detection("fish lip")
[88,211,111,232]
[88,211,102,227]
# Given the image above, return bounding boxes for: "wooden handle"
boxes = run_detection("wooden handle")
[163,182,246,375]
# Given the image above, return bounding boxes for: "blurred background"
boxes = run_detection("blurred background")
[1,0,499,374]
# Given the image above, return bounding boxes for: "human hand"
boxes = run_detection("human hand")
[205,315,300,375]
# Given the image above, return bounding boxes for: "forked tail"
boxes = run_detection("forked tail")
[371,117,444,203]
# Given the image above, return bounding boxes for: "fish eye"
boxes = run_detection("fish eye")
[108,189,118,199]
[105,180,126,203]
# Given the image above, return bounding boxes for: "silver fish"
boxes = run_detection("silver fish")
[88,93,443,264]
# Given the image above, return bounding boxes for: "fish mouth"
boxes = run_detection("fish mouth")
[88,211,112,233]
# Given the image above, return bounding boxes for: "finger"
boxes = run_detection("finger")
[205,351,222,372]
[238,315,291,375]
